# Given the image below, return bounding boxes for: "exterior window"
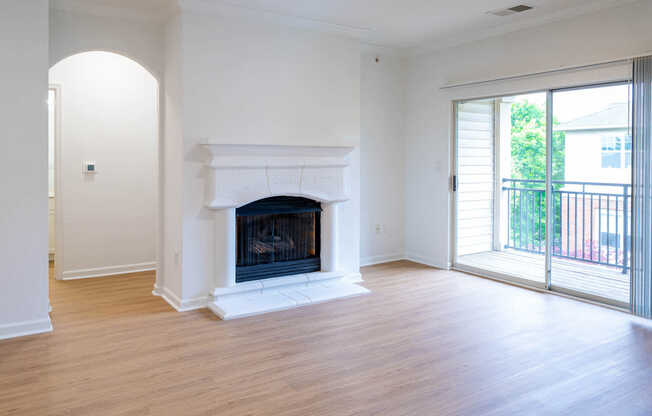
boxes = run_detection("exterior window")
[600,134,632,169]
[601,136,622,169]
[624,134,632,168]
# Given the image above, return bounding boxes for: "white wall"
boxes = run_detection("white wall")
[49,9,164,79]
[181,13,360,147]
[0,0,51,339]
[162,10,362,302]
[404,0,652,269]
[360,52,406,265]
[49,52,158,278]
[160,14,184,299]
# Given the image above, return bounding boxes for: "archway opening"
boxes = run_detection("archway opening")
[48,51,159,308]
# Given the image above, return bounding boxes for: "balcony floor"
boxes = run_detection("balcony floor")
[457,250,629,305]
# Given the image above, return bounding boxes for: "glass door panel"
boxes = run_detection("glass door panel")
[455,93,547,285]
[550,84,631,306]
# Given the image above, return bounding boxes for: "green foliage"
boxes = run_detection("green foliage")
[507,100,566,248]
[510,100,565,184]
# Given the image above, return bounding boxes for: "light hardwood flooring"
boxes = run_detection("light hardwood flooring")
[1,261,652,415]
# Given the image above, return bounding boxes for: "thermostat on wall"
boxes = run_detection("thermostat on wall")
[83,161,97,174]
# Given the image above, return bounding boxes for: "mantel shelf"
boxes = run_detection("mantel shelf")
[199,141,355,158]
[200,141,353,209]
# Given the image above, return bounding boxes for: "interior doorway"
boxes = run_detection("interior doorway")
[48,51,159,287]
[47,86,59,273]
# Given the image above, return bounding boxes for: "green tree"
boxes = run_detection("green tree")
[508,100,565,249]
[510,100,565,183]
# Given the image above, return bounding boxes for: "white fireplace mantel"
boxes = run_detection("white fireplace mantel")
[200,142,354,209]
[199,142,368,320]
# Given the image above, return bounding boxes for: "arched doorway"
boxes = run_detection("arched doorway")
[48,51,160,294]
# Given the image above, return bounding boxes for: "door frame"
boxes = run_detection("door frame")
[49,84,64,281]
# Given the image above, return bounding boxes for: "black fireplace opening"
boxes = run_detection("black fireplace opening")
[236,196,321,283]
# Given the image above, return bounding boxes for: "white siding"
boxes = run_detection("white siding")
[564,130,631,185]
[457,101,494,256]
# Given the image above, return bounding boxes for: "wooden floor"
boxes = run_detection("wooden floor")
[1,262,652,415]
[458,250,630,304]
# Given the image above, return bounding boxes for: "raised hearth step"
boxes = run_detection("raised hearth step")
[208,281,369,320]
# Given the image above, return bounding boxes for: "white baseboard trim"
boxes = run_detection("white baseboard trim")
[0,317,53,341]
[404,252,449,270]
[61,262,157,280]
[345,272,364,283]
[154,286,208,312]
[360,253,405,267]
[358,252,449,269]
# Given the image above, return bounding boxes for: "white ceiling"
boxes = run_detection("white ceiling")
[53,0,638,51]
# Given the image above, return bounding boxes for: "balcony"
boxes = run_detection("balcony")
[457,179,631,306]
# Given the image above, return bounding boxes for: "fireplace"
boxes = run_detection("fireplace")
[199,143,369,320]
[236,196,321,282]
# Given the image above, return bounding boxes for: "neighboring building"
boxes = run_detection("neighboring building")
[557,102,630,184]
[556,103,631,259]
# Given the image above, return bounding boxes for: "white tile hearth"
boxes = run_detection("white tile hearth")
[208,272,369,319]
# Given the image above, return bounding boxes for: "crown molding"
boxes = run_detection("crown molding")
[359,42,407,59]
[178,0,372,40]
[50,0,178,24]
[407,0,641,57]
[178,0,408,55]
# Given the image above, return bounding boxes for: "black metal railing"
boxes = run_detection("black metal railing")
[503,178,631,272]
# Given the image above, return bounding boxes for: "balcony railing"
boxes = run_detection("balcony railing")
[503,178,631,272]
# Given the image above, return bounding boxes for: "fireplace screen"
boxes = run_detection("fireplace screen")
[236,196,321,283]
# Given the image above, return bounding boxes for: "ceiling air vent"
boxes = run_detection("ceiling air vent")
[488,4,533,16]
[509,5,533,12]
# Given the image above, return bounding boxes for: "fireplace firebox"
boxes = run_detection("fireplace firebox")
[235,196,321,283]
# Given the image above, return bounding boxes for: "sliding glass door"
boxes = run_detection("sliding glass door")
[550,83,632,306]
[455,92,547,286]
[454,83,632,307]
